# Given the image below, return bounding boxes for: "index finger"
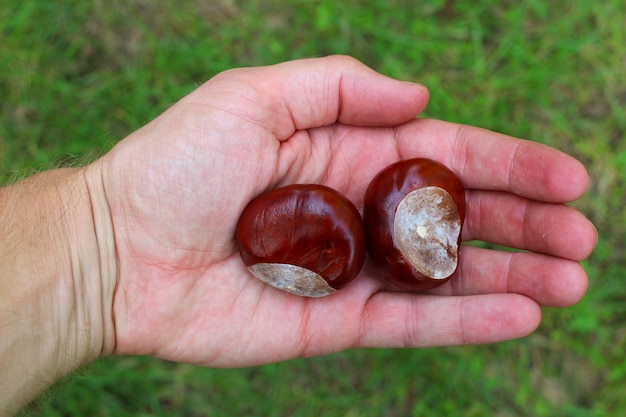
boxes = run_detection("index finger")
[396,119,590,203]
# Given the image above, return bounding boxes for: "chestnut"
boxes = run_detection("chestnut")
[236,184,366,297]
[363,158,466,291]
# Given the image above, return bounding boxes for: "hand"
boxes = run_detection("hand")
[91,55,596,366]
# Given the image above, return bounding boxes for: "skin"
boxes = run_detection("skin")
[0,55,597,415]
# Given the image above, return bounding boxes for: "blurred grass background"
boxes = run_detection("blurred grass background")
[2,0,624,415]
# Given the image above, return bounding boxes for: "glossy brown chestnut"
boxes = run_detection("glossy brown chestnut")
[363,158,466,291]
[236,184,366,297]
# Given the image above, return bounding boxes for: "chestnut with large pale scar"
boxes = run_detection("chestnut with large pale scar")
[363,158,466,291]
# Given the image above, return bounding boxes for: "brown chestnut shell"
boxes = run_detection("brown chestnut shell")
[363,158,466,291]
[236,184,366,297]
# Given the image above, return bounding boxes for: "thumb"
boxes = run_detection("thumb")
[184,55,430,140]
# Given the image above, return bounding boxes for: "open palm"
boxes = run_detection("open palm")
[94,56,596,367]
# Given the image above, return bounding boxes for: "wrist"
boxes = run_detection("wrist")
[0,166,117,415]
[83,162,118,357]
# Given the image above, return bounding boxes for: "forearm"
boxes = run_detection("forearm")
[0,167,116,416]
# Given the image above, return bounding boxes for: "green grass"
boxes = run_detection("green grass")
[2,0,625,415]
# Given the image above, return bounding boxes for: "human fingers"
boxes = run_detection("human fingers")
[428,245,589,307]
[183,55,429,139]
[463,190,597,260]
[353,292,541,348]
[396,119,590,203]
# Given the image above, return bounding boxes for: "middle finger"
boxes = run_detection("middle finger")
[462,190,595,260]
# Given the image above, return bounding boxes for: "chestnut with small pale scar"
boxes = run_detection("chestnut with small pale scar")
[236,184,366,297]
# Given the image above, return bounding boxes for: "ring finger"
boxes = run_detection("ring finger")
[429,245,588,307]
